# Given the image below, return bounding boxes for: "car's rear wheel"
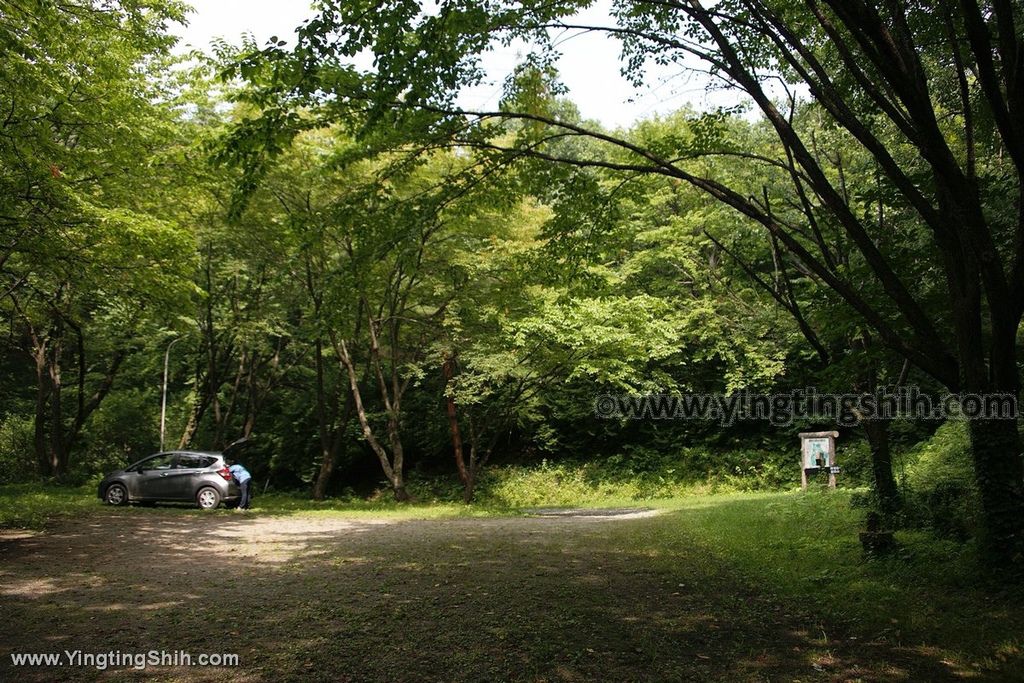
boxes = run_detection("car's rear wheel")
[196,487,221,510]
[104,483,128,506]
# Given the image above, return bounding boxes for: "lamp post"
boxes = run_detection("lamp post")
[160,336,183,452]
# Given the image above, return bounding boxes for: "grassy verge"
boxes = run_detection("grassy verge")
[0,483,102,529]
[603,489,1023,676]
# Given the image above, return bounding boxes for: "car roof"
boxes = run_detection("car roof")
[149,450,223,457]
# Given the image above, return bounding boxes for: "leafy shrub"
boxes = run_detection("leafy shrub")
[474,460,649,508]
[437,446,801,508]
[847,488,875,510]
[923,480,973,541]
[900,421,979,539]
[835,439,874,487]
[0,414,35,484]
[713,449,796,491]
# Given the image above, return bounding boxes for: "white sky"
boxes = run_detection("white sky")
[171,0,729,129]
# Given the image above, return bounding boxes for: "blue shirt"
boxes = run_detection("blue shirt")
[228,464,251,484]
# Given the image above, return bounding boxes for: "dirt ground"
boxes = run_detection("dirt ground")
[0,509,967,682]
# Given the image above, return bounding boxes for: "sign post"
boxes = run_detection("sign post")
[799,431,839,489]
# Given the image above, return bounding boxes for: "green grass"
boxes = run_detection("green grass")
[601,489,1024,676]
[0,483,101,529]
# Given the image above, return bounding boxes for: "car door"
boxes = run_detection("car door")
[169,454,212,500]
[134,453,179,500]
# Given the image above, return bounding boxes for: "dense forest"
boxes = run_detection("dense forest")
[2,0,1023,570]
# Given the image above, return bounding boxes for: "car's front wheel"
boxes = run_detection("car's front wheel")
[104,483,128,506]
[195,487,221,510]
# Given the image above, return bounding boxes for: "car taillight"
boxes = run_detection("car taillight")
[218,467,232,481]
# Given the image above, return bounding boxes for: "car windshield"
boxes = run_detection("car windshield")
[136,454,174,471]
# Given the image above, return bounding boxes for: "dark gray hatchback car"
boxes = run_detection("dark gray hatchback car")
[98,451,241,510]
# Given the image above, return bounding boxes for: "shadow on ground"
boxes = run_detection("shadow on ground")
[0,505,989,682]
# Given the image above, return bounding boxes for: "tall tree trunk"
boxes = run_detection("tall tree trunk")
[965,310,1024,564]
[312,438,340,500]
[312,384,355,500]
[32,343,50,477]
[386,414,409,502]
[178,342,226,449]
[854,343,902,522]
[947,232,1024,563]
[178,391,208,449]
[216,351,247,449]
[443,355,473,503]
[240,380,263,441]
[332,332,407,501]
[862,419,900,521]
[66,347,125,456]
[967,417,1024,566]
[239,349,261,439]
[24,312,125,477]
[47,334,67,480]
[311,335,332,500]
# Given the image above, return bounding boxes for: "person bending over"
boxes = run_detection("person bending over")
[228,461,253,510]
